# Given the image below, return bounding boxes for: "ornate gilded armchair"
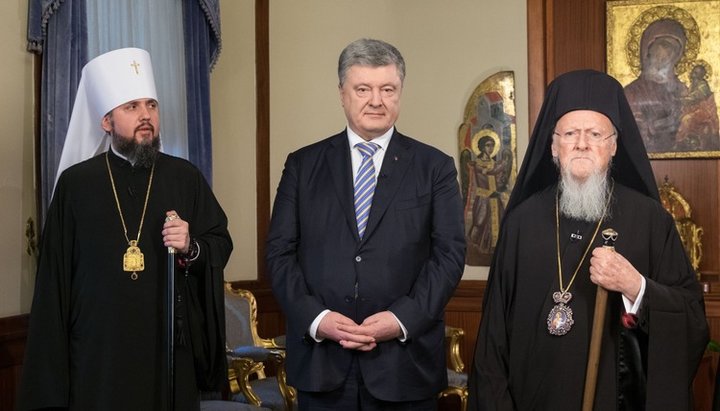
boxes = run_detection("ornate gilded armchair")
[224,283,297,411]
[658,178,703,275]
[439,325,469,411]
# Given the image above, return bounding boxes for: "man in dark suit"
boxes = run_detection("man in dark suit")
[267,38,466,410]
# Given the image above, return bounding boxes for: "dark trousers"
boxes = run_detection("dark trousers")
[297,357,437,411]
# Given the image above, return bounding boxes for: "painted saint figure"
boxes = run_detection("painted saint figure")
[624,18,689,152]
[465,131,511,266]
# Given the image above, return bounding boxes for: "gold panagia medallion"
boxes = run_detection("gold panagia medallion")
[106,152,155,282]
[123,240,145,280]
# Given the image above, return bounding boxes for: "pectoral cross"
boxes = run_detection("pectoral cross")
[130,60,140,74]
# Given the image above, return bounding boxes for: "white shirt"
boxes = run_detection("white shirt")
[308,126,408,342]
[347,126,393,180]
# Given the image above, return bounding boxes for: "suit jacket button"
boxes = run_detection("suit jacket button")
[344,296,353,303]
[355,256,362,262]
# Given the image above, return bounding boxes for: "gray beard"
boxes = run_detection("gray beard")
[558,168,612,222]
[112,132,160,168]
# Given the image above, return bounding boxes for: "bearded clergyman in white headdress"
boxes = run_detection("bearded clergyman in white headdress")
[19,48,232,411]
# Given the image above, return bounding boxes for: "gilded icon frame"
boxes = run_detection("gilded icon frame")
[458,71,518,266]
[607,0,720,158]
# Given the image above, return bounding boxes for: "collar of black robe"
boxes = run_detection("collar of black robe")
[505,70,658,220]
[105,149,155,222]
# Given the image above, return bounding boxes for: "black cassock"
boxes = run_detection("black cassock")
[470,183,708,410]
[19,150,232,411]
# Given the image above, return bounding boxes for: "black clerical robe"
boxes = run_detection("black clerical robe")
[470,183,708,410]
[19,150,232,411]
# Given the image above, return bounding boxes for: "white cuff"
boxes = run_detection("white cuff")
[622,276,646,314]
[308,309,331,342]
[389,311,408,342]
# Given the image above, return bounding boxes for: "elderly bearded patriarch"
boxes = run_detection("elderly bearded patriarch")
[469,70,708,410]
[552,110,617,223]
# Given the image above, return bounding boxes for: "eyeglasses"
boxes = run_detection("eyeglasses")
[553,129,616,146]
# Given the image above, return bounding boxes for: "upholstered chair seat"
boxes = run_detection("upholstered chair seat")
[224,283,297,411]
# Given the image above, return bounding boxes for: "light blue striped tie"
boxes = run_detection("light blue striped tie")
[354,142,380,239]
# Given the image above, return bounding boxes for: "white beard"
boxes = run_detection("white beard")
[558,168,612,222]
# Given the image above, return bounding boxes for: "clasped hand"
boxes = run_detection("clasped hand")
[589,247,643,302]
[317,311,402,351]
[162,210,190,254]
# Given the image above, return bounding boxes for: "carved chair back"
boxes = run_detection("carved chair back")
[658,179,704,273]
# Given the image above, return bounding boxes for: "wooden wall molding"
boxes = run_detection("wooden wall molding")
[255,0,270,284]
[0,314,29,411]
[527,0,548,130]
[444,280,486,371]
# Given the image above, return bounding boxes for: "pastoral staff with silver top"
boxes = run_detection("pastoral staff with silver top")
[468,70,708,410]
[582,228,618,411]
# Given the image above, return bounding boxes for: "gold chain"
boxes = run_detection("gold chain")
[106,151,155,246]
[555,181,614,294]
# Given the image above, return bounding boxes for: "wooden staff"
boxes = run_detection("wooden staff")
[582,228,617,411]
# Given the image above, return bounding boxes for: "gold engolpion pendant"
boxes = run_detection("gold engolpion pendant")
[547,291,574,336]
[123,240,145,280]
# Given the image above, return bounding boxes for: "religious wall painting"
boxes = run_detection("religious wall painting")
[458,71,518,266]
[607,0,720,158]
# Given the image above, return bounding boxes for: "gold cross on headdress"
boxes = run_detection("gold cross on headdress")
[130,60,140,75]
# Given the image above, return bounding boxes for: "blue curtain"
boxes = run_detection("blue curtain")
[28,0,87,222]
[27,0,221,217]
[183,0,222,185]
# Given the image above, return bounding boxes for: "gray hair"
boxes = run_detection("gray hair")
[338,38,406,87]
